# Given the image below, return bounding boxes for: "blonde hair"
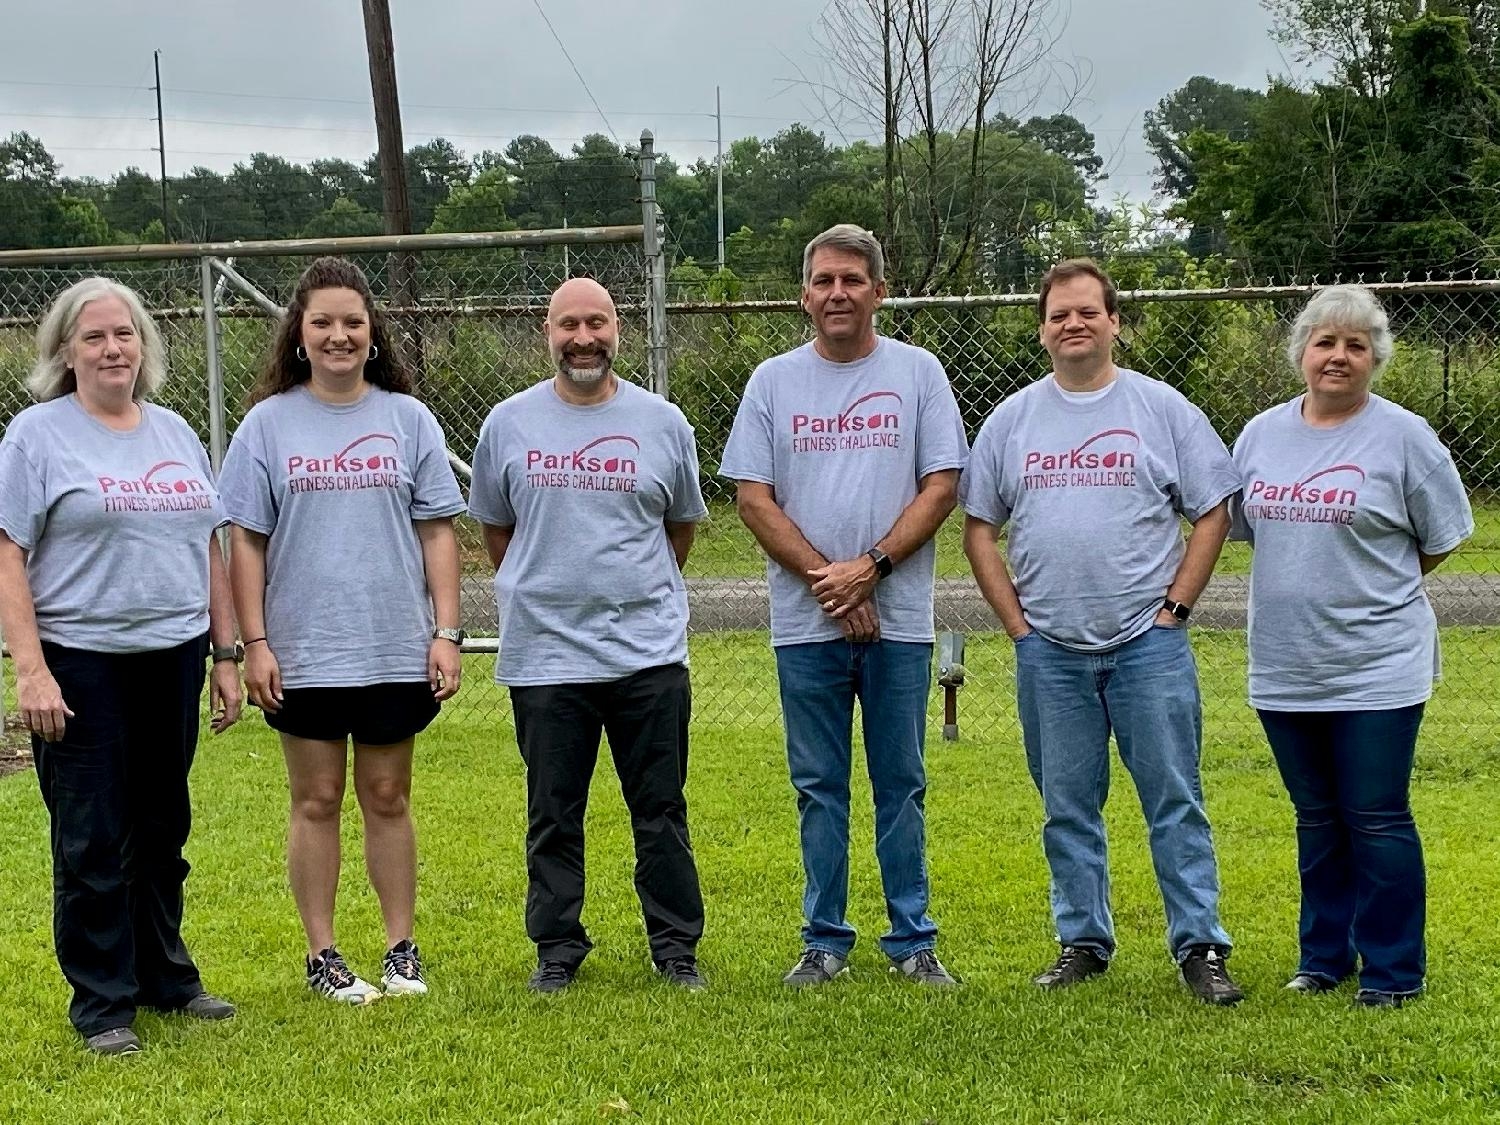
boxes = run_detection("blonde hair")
[28,278,167,402]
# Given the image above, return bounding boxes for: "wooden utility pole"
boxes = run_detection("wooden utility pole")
[360,0,423,377]
[362,0,412,238]
[153,50,170,239]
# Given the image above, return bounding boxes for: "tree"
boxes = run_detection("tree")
[301,196,384,239]
[1263,0,1419,97]
[1180,14,1499,278]
[1143,77,1264,202]
[1017,113,1104,191]
[427,167,516,234]
[229,153,324,238]
[812,0,1071,294]
[0,132,63,248]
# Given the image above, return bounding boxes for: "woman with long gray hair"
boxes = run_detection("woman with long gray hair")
[1231,284,1472,1008]
[0,278,242,1055]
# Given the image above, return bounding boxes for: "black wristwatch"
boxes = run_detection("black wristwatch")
[865,548,893,580]
[1162,598,1192,622]
[212,642,244,665]
[433,627,466,645]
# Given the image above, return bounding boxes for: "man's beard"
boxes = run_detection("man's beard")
[557,348,613,384]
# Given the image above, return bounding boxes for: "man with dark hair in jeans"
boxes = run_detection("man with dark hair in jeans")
[961,257,1246,1005]
[468,277,708,993]
[721,224,969,988]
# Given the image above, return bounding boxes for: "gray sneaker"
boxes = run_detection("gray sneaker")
[178,992,237,1020]
[889,948,960,987]
[85,1027,142,1056]
[782,948,848,987]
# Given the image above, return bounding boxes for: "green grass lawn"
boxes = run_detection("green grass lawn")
[685,494,1500,579]
[3,633,1500,1122]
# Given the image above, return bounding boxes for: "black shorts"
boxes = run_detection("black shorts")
[262,682,440,745]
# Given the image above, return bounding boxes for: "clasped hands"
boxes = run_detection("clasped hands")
[809,556,881,642]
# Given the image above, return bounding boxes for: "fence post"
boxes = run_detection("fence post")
[200,257,227,472]
[639,129,669,399]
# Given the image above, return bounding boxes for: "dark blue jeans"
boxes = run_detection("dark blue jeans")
[774,639,938,960]
[1257,704,1427,995]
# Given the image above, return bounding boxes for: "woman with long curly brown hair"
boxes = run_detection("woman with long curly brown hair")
[221,257,465,1004]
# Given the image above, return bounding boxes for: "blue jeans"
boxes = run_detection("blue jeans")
[774,639,938,960]
[1015,625,1231,961]
[1257,704,1426,995]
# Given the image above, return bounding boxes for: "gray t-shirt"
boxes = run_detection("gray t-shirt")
[961,368,1240,651]
[718,337,969,646]
[219,385,465,689]
[1230,393,1473,711]
[468,379,708,686]
[0,395,223,653]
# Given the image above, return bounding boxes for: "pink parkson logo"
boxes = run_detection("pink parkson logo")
[285,433,402,495]
[1246,463,1365,506]
[525,435,641,494]
[527,435,640,475]
[791,390,903,435]
[286,432,399,476]
[1024,428,1140,472]
[98,459,208,496]
[98,459,214,514]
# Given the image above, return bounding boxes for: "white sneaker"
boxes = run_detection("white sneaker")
[382,939,428,996]
[306,947,381,1005]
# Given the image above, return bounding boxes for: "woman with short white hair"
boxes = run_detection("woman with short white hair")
[1231,284,1473,1008]
[0,278,242,1055]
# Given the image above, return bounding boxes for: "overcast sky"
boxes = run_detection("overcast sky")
[4,0,1304,202]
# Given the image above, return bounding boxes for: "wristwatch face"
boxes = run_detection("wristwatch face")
[434,628,466,644]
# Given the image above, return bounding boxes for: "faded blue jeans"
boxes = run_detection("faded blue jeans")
[774,639,938,961]
[1015,624,1232,962]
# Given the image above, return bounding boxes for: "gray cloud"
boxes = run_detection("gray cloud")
[4,0,1297,200]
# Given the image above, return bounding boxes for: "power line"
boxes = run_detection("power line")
[528,0,621,146]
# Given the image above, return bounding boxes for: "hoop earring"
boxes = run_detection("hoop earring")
[368,344,380,361]
[295,346,307,362]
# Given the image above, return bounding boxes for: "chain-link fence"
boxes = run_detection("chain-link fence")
[0,217,658,733]
[669,281,1500,743]
[2,232,1497,743]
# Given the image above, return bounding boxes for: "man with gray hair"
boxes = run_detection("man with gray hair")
[720,224,969,987]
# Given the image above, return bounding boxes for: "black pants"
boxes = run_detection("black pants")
[510,663,704,967]
[33,636,208,1037]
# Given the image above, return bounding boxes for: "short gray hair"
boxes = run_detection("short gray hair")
[27,278,167,402]
[1286,285,1395,374]
[802,224,885,287]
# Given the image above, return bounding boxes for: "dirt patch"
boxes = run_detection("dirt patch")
[0,715,34,778]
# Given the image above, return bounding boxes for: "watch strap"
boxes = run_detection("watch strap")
[1162,598,1192,622]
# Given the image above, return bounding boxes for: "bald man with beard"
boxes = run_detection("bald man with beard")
[468,277,710,993]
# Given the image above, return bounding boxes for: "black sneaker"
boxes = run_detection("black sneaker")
[655,955,707,990]
[1285,972,1339,994]
[306,947,381,1005]
[527,959,578,994]
[782,948,848,988]
[1033,945,1109,989]
[382,939,428,996]
[1180,945,1244,1005]
[889,948,960,987]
